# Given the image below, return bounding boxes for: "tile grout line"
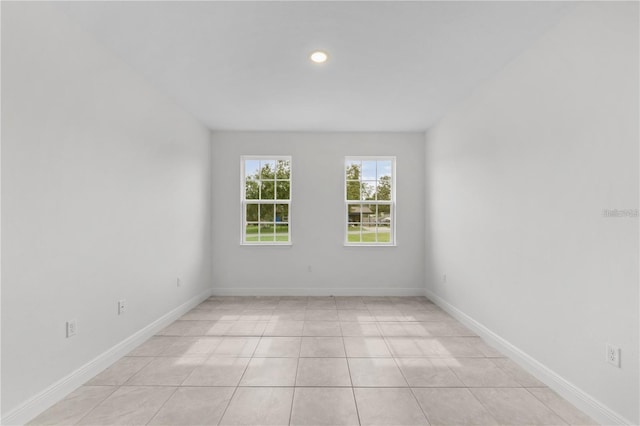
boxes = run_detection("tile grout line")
[342,325,362,426]
[377,312,432,425]
[215,333,261,425]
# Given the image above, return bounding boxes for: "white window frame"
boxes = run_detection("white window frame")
[240,155,292,245]
[344,156,396,246]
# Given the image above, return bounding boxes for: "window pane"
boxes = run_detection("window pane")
[276,204,289,223]
[246,204,259,222]
[245,223,259,242]
[362,161,376,180]
[377,160,392,179]
[261,181,275,199]
[347,223,362,243]
[245,160,260,179]
[275,224,289,242]
[260,160,276,179]
[259,224,275,241]
[378,204,392,225]
[276,160,291,179]
[276,181,290,200]
[260,204,274,222]
[377,226,391,243]
[361,181,376,200]
[348,204,362,224]
[246,177,259,200]
[361,204,376,226]
[346,161,361,180]
[376,176,391,201]
[346,181,360,200]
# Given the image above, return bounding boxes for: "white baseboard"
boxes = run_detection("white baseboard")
[2,288,212,426]
[424,288,633,426]
[212,287,425,297]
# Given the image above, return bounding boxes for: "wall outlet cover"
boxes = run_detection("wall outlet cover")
[606,344,620,368]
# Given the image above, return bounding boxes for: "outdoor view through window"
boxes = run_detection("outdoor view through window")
[242,156,291,244]
[345,157,395,245]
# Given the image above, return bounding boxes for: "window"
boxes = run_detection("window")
[345,157,395,245]
[241,156,291,244]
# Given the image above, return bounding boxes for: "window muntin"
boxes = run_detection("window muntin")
[242,156,291,244]
[345,157,395,245]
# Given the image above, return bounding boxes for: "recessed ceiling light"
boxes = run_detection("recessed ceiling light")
[310,50,328,64]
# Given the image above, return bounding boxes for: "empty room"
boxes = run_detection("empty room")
[1,1,638,425]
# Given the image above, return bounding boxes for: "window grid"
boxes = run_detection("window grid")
[241,156,291,245]
[345,157,396,246]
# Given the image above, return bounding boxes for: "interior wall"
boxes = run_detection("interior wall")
[424,2,638,423]
[211,132,425,295]
[1,2,212,417]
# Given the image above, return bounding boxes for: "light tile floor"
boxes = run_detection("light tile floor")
[30,296,598,425]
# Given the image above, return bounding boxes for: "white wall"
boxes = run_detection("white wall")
[425,2,638,424]
[1,2,212,419]
[212,132,425,295]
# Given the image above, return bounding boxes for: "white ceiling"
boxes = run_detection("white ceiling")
[55,1,572,132]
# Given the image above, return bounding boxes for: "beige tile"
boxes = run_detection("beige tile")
[343,337,391,357]
[180,309,239,321]
[86,357,153,386]
[404,310,454,322]
[148,387,234,426]
[300,337,346,357]
[204,321,236,336]
[341,322,381,336]
[305,309,339,321]
[413,388,498,425]
[127,336,178,356]
[237,309,273,320]
[348,358,408,387]
[263,320,305,336]
[28,386,116,426]
[303,321,342,336]
[471,388,566,425]
[296,358,351,387]
[276,300,308,310]
[290,387,359,426]
[467,337,504,357]
[420,321,476,336]
[239,357,298,386]
[270,310,306,321]
[306,300,337,310]
[372,310,405,321]
[385,337,466,357]
[224,320,267,336]
[448,358,521,387]
[182,357,250,386]
[219,387,293,426]
[213,337,259,356]
[254,337,302,357]
[159,336,222,357]
[528,388,598,425]
[158,320,216,336]
[77,386,176,425]
[354,387,428,425]
[396,358,464,387]
[126,357,205,386]
[429,337,485,357]
[338,310,377,322]
[491,358,546,387]
[336,299,367,310]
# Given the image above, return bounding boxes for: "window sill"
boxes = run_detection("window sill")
[240,242,293,247]
[343,243,397,247]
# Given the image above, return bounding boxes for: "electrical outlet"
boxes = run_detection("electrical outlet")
[177,278,182,287]
[66,320,77,338]
[606,344,620,367]
[118,300,126,315]
[307,265,312,273]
